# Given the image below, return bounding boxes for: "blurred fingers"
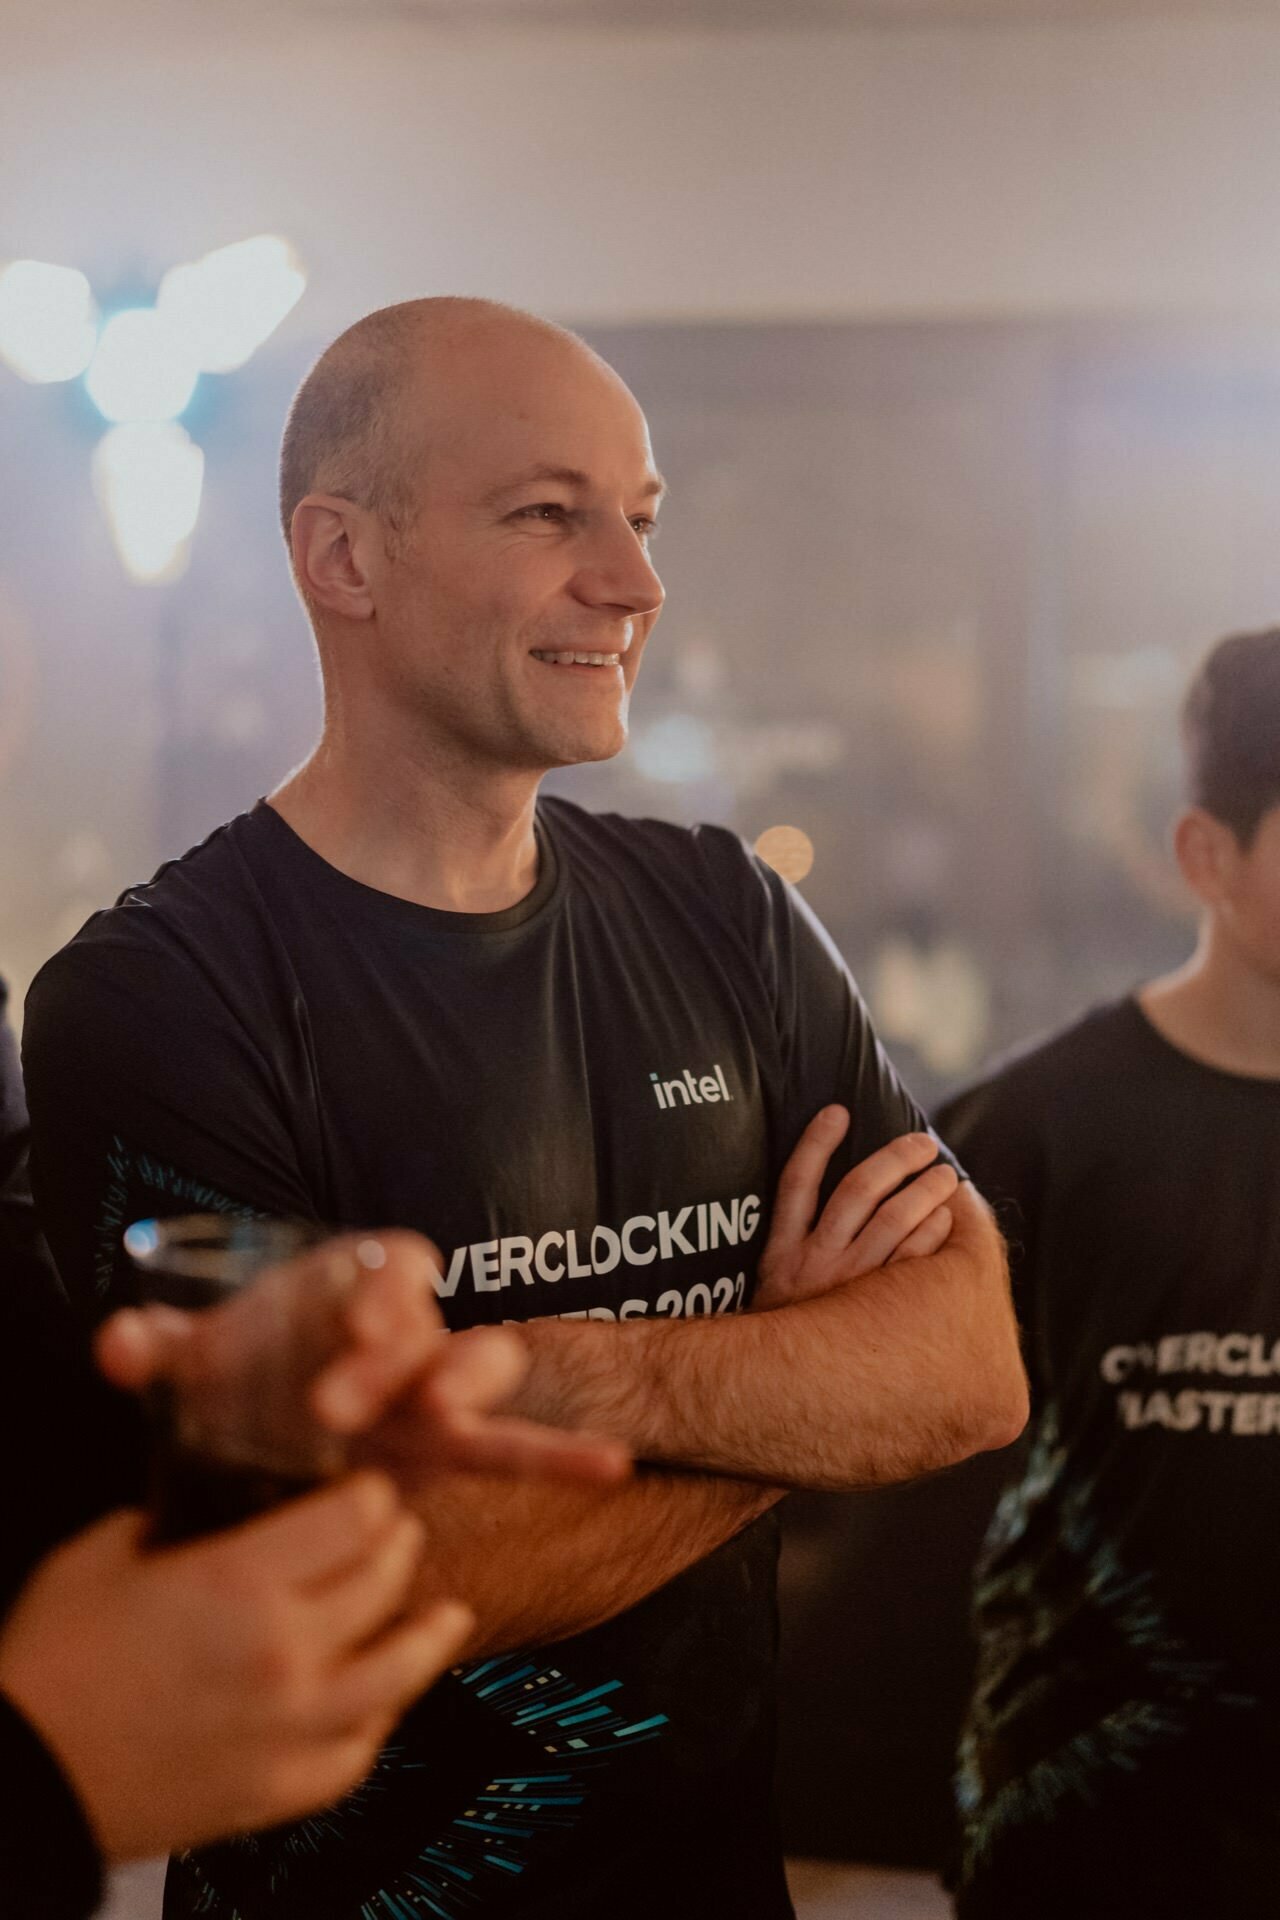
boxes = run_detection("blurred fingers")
[423,1411,631,1485]
[319,1601,474,1733]
[302,1511,426,1653]
[209,1471,401,1588]
[342,1232,444,1337]
[94,1305,193,1391]
[312,1234,446,1432]
[422,1327,528,1419]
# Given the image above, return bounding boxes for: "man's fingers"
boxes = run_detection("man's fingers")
[843,1164,960,1275]
[341,1234,444,1347]
[764,1106,850,1255]
[429,1413,631,1486]
[198,1471,402,1588]
[320,1602,474,1733]
[358,1390,631,1485]
[410,1326,626,1484]
[302,1511,426,1652]
[42,1507,151,1580]
[310,1235,447,1431]
[94,1305,193,1391]
[315,1316,525,1439]
[887,1204,954,1265]
[423,1328,529,1418]
[312,1298,439,1431]
[812,1134,945,1252]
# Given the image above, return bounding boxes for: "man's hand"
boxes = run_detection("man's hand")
[0,1474,472,1861]
[96,1229,628,1489]
[754,1106,959,1310]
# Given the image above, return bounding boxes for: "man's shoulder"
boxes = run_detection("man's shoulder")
[540,796,759,898]
[541,795,742,858]
[939,997,1141,1131]
[28,809,270,1008]
[115,807,265,914]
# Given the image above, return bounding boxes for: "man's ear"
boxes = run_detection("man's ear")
[291,494,379,620]
[1173,807,1238,909]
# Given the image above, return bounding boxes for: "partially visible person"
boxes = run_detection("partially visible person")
[940,627,1280,1918]
[0,1211,627,1920]
[0,1471,469,1920]
[0,971,131,1606]
[0,975,52,1303]
[0,883,627,1920]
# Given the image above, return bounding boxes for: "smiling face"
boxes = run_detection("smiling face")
[358,321,666,777]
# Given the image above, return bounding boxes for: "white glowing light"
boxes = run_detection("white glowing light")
[12,235,304,581]
[85,309,201,425]
[158,234,306,375]
[93,423,204,583]
[0,260,98,384]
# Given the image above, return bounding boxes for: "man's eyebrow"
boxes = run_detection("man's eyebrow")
[480,465,668,506]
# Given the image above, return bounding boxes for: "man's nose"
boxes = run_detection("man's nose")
[572,520,665,617]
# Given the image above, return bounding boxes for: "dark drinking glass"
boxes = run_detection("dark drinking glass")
[125,1214,342,1544]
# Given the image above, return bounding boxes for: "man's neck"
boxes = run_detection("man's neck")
[269,727,543,915]
[1139,924,1280,1080]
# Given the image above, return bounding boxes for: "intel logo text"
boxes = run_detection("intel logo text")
[649,1064,732,1110]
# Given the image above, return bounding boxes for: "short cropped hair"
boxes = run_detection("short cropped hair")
[278,296,577,554]
[1182,627,1280,845]
[278,303,428,547]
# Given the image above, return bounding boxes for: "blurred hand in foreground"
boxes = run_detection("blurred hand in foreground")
[96,1228,630,1488]
[0,1472,471,1861]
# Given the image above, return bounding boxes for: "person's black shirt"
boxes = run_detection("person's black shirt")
[0,1693,103,1920]
[0,971,144,1607]
[939,997,1280,1919]
[24,796,943,1920]
[0,974,111,1918]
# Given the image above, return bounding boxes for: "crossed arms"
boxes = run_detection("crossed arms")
[359,1113,1027,1654]
[507,1112,1026,1490]
[64,1115,1025,1662]
[27,967,1027,1661]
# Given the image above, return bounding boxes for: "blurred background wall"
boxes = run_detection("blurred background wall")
[7,0,1280,1879]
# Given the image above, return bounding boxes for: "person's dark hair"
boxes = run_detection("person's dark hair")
[1182,627,1280,845]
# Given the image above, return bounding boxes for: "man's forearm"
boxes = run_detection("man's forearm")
[405,1467,780,1658]
[517,1188,1028,1492]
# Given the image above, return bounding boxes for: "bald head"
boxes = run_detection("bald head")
[278,297,603,552]
[279,296,665,777]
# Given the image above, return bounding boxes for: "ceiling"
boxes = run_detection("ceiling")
[12,0,1280,34]
[10,0,1280,337]
[212,0,1280,22]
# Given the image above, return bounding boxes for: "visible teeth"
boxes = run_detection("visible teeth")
[532,650,621,666]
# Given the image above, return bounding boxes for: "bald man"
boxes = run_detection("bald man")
[24,300,1025,1920]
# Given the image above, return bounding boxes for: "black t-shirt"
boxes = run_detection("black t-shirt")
[24,796,939,1920]
[0,1693,103,1920]
[937,998,1280,1918]
[0,979,106,1920]
[0,977,141,1611]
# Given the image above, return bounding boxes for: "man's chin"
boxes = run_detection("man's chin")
[544,731,628,772]
[530,713,630,772]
